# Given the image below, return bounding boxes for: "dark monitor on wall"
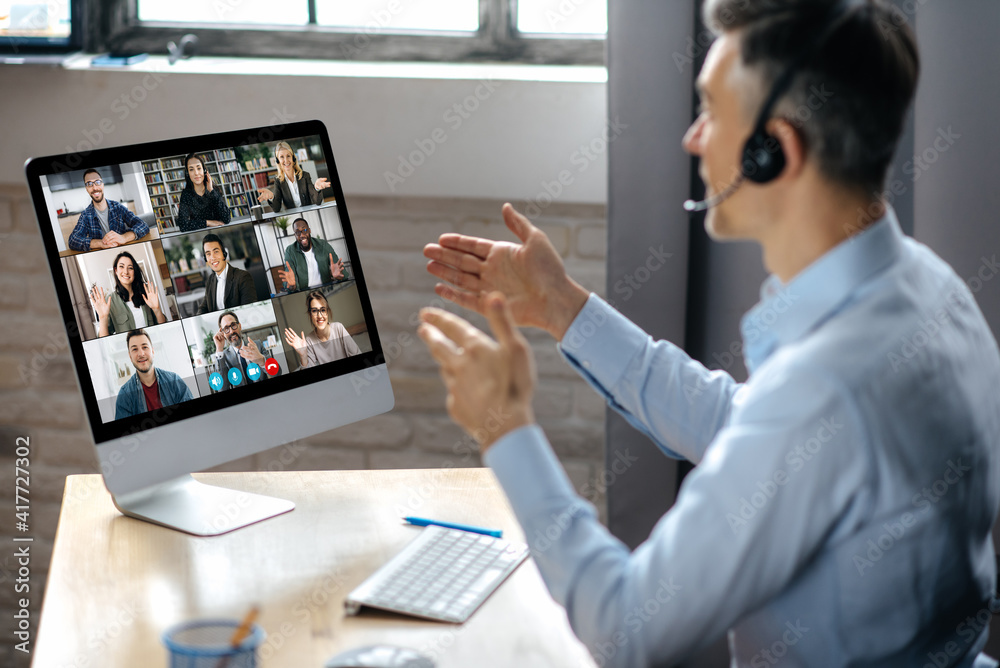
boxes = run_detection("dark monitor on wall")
[0,0,83,56]
[46,165,124,191]
[24,120,394,536]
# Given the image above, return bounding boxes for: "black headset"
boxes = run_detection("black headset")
[739,0,861,184]
[203,237,229,260]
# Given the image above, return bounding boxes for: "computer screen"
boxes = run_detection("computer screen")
[0,0,80,52]
[25,122,394,533]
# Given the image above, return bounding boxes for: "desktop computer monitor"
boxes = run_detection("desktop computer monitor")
[24,120,394,535]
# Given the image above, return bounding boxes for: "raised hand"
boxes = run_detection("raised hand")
[314,177,331,191]
[143,281,160,312]
[417,292,536,451]
[424,203,589,340]
[284,327,308,364]
[239,337,265,366]
[256,187,274,203]
[277,260,296,290]
[213,327,227,352]
[329,253,345,280]
[89,285,111,320]
[205,171,214,192]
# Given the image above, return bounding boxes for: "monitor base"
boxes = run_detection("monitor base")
[110,474,295,536]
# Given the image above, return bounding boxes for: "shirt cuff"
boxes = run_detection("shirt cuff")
[557,294,649,394]
[483,425,580,522]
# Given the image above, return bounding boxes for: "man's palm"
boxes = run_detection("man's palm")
[424,204,586,338]
[478,233,567,331]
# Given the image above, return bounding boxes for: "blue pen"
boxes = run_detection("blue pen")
[403,516,503,538]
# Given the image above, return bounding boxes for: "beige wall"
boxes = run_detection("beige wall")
[0,62,608,202]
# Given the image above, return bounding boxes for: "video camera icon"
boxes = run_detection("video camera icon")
[246,362,262,381]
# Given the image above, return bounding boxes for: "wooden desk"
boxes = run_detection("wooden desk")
[34,470,596,667]
[57,227,161,259]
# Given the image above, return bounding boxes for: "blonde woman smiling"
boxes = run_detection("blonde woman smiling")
[255,141,329,212]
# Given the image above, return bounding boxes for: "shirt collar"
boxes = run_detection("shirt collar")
[133,366,158,390]
[217,262,230,282]
[740,207,905,374]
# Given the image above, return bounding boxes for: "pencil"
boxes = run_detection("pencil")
[215,605,259,668]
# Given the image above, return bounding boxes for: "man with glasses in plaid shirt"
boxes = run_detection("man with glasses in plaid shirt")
[67,168,150,252]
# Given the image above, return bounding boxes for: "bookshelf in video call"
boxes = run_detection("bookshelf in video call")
[141,149,254,235]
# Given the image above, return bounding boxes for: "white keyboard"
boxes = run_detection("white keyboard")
[344,525,529,623]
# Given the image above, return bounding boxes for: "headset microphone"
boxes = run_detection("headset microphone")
[683,173,746,213]
[683,0,859,215]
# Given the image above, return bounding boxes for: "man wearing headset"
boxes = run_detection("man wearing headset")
[417,1,1000,666]
[197,233,258,315]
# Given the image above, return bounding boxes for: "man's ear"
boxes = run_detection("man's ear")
[768,118,807,181]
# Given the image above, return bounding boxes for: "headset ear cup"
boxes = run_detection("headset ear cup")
[742,131,787,184]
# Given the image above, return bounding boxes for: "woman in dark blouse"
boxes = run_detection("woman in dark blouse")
[176,153,231,232]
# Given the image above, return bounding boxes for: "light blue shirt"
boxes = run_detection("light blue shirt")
[485,210,1000,667]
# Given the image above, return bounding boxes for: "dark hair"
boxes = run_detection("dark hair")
[126,329,151,348]
[305,290,329,317]
[83,168,102,183]
[218,310,239,328]
[112,251,149,309]
[202,233,225,256]
[291,217,309,230]
[703,0,919,196]
[183,153,210,191]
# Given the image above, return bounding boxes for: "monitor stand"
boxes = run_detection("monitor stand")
[110,474,295,536]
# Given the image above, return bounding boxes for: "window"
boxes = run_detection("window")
[317,1,481,33]
[517,0,607,36]
[90,0,607,65]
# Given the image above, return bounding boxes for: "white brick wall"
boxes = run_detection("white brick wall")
[0,187,608,661]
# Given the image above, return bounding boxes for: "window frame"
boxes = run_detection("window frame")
[85,0,606,65]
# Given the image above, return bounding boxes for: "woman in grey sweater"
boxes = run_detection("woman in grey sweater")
[283,290,360,369]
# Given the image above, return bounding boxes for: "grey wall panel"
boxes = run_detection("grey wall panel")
[606,1,696,549]
[912,2,1000,336]
[909,5,1000,658]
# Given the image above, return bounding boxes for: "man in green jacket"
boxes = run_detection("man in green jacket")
[277,217,346,292]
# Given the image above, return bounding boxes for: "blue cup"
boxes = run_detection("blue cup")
[162,619,265,668]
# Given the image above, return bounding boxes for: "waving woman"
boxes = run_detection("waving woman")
[89,250,166,337]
